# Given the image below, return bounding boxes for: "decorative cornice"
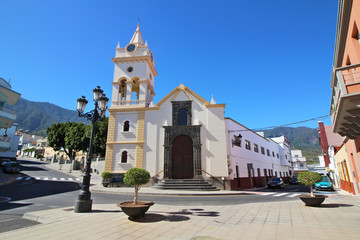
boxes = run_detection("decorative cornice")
[205,103,226,108]
[106,141,145,145]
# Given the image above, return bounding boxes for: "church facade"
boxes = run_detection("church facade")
[104,25,292,189]
[104,25,229,184]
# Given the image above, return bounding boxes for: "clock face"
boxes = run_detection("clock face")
[126,44,136,52]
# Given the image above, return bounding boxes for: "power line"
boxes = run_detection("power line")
[229,115,330,133]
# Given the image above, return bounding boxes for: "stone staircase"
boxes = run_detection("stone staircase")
[153,179,219,191]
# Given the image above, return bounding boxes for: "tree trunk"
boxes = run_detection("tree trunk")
[133,185,139,205]
[310,185,314,197]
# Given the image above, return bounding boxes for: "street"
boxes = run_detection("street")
[0,158,338,234]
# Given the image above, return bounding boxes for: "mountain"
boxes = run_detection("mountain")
[263,127,321,162]
[10,98,89,136]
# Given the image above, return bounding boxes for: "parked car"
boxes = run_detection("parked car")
[267,177,285,189]
[1,159,12,168]
[315,176,334,191]
[289,177,299,184]
[3,162,21,174]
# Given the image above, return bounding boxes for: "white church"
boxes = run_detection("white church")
[104,25,292,190]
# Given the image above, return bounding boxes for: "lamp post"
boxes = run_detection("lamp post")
[74,86,108,213]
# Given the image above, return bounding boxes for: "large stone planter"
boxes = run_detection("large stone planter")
[299,194,327,206]
[117,201,154,220]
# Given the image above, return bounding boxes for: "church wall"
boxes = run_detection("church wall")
[113,61,151,82]
[203,107,228,177]
[114,112,138,142]
[144,105,172,177]
[111,144,136,172]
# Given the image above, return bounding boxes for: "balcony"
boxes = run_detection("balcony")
[0,106,17,128]
[331,64,360,139]
[0,136,11,152]
[111,100,151,107]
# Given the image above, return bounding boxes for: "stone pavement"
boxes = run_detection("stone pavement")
[0,194,359,240]
[1,158,360,239]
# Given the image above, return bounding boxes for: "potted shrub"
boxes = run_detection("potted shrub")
[297,171,327,206]
[101,171,112,187]
[117,168,154,220]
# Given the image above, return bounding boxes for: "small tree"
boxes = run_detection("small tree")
[101,171,112,179]
[123,168,150,205]
[297,171,322,197]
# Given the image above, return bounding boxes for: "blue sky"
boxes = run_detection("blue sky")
[0,0,338,130]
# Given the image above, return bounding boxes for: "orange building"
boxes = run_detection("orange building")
[330,0,360,195]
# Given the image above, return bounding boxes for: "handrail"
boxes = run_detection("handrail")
[197,169,224,184]
[152,169,168,178]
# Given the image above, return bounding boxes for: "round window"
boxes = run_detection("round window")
[127,67,134,73]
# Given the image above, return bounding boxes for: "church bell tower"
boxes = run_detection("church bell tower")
[105,24,157,173]
[110,24,157,107]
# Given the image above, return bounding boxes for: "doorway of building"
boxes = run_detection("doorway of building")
[172,135,194,179]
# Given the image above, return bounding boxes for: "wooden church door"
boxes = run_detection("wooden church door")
[172,135,194,179]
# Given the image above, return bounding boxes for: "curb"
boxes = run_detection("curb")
[22,213,57,224]
[91,189,256,196]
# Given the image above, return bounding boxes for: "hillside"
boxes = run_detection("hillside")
[10,98,89,136]
[263,127,321,162]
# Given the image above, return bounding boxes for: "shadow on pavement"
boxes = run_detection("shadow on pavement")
[91,209,122,213]
[20,166,49,171]
[16,159,48,165]
[0,202,33,211]
[0,179,80,211]
[131,213,190,223]
[315,203,354,208]
[169,208,219,217]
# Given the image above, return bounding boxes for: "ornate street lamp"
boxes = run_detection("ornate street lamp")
[74,86,109,213]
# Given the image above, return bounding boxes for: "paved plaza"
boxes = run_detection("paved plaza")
[1,162,360,239]
[1,191,360,239]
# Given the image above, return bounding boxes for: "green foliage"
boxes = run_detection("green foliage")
[124,168,150,186]
[92,117,108,157]
[24,148,36,153]
[101,171,112,179]
[297,171,322,187]
[65,122,89,152]
[47,122,89,160]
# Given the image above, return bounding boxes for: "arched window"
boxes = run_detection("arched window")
[121,151,128,163]
[178,108,187,126]
[119,80,127,101]
[123,121,130,132]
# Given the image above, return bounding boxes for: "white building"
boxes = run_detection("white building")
[290,150,308,173]
[226,119,292,189]
[104,25,292,190]
[0,77,21,160]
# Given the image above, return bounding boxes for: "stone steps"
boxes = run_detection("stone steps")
[154,179,219,191]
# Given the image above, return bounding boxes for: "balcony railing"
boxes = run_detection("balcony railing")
[0,106,17,116]
[111,100,151,107]
[331,63,360,138]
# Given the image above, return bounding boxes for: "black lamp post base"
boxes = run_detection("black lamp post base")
[74,199,93,213]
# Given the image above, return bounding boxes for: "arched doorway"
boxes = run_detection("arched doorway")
[172,135,194,179]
